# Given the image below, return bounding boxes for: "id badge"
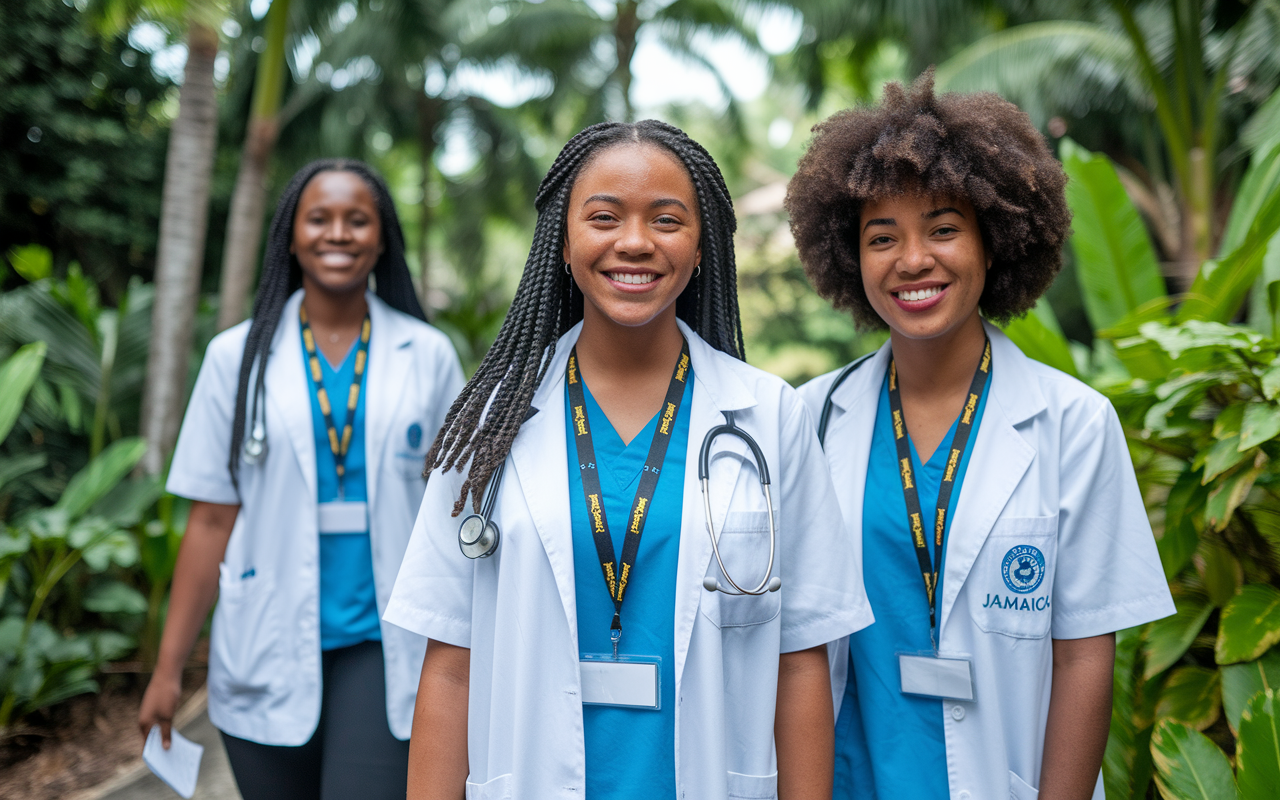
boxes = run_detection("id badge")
[579,654,661,710]
[318,501,368,533]
[898,653,975,701]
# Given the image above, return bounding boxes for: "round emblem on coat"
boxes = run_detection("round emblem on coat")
[407,422,423,450]
[1001,545,1045,594]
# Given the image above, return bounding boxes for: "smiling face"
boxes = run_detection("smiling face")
[563,142,701,332]
[858,192,990,341]
[291,170,383,295]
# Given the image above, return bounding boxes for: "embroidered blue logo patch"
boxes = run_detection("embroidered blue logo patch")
[1001,545,1045,594]
[407,422,423,450]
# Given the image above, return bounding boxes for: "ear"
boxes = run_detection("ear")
[562,238,571,268]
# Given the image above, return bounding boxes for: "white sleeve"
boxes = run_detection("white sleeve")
[778,393,874,653]
[383,465,474,646]
[165,340,240,505]
[1051,401,1175,638]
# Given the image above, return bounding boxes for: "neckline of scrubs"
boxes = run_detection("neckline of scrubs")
[566,373,693,800]
[833,364,991,800]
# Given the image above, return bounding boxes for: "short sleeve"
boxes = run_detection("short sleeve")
[778,393,874,653]
[383,465,474,646]
[165,337,241,505]
[1051,401,1174,638]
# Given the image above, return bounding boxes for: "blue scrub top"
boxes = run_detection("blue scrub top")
[833,369,990,800]
[303,330,382,652]
[566,372,693,800]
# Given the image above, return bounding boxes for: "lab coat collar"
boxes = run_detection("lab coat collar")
[267,290,317,500]
[822,320,1048,640]
[937,322,1044,635]
[365,292,417,517]
[512,319,756,651]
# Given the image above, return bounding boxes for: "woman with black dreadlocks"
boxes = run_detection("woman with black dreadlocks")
[385,121,871,800]
[138,159,463,799]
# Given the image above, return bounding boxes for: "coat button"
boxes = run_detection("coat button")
[951,705,966,721]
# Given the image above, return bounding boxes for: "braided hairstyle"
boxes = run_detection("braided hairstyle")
[427,120,743,514]
[228,158,425,488]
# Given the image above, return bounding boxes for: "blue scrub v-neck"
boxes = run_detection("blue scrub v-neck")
[302,330,381,652]
[833,369,990,800]
[565,373,693,800]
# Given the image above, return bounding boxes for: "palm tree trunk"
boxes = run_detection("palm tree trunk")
[215,0,293,331]
[613,0,639,121]
[139,22,219,476]
[416,95,442,314]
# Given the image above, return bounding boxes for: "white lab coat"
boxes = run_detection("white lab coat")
[385,320,872,800]
[799,323,1174,800]
[166,289,464,745]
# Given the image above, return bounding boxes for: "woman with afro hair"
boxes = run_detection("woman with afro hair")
[788,72,1173,800]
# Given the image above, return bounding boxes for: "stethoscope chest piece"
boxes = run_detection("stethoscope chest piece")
[242,423,268,465]
[459,513,500,559]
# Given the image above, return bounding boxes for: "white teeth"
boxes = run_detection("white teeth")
[608,272,657,285]
[896,286,943,302]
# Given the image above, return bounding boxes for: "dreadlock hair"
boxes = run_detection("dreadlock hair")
[427,119,744,515]
[785,69,1071,329]
[228,158,426,489]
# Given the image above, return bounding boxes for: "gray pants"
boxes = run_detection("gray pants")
[221,640,409,800]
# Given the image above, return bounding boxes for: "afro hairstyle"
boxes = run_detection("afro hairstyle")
[784,69,1070,329]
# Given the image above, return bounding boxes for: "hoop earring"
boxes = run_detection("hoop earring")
[564,263,572,275]
[693,264,701,278]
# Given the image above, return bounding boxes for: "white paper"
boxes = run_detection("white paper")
[899,654,975,701]
[318,500,368,533]
[580,659,660,708]
[144,724,204,799]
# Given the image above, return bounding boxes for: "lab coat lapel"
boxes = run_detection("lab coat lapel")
[938,324,1044,634]
[510,326,580,640]
[365,295,413,516]
[673,323,756,687]
[266,290,317,500]
[824,343,891,511]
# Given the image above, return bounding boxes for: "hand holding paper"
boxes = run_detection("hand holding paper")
[143,724,204,799]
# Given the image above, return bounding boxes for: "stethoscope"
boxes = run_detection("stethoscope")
[458,408,781,597]
[241,377,269,464]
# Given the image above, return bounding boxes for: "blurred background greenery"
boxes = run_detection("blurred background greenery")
[4,0,1280,796]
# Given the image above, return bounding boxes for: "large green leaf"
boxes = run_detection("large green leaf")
[1159,468,1206,579]
[55,437,147,520]
[1240,403,1280,450]
[1222,141,1280,258]
[1150,719,1240,800]
[998,298,1077,377]
[1236,690,1280,800]
[1179,179,1280,323]
[1216,585,1280,665]
[83,580,147,615]
[1146,593,1215,678]
[1222,650,1280,734]
[1060,138,1167,332]
[1157,666,1222,730]
[0,341,48,444]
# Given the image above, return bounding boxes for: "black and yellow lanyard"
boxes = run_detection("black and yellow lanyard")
[566,340,691,659]
[887,336,991,642]
[300,306,371,500]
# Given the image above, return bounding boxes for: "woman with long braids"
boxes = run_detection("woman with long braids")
[789,73,1173,799]
[385,120,871,799]
[138,159,463,799]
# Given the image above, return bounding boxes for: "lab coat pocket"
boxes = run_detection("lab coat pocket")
[705,511,782,627]
[1009,770,1039,799]
[971,515,1057,640]
[726,770,778,799]
[210,564,280,708]
[394,418,430,480]
[464,773,513,800]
